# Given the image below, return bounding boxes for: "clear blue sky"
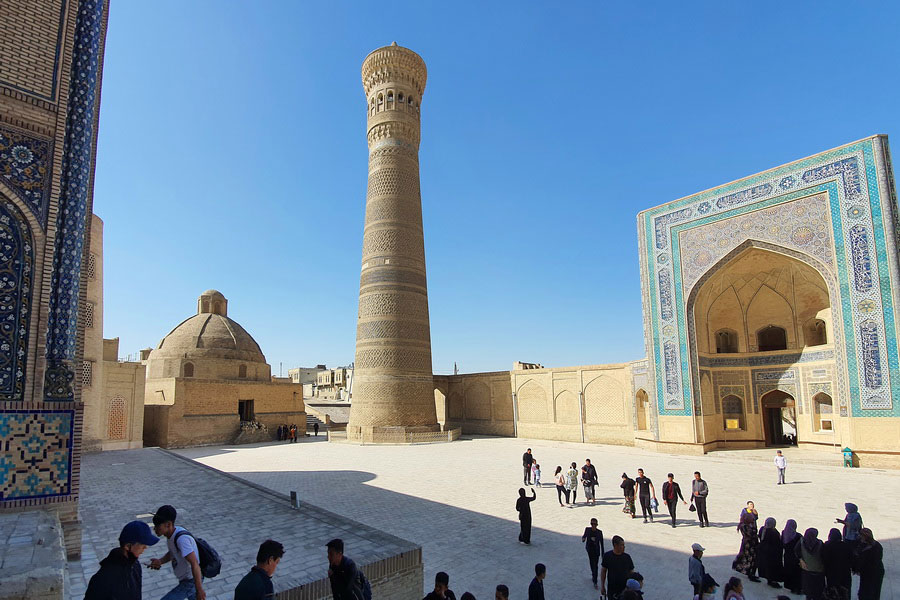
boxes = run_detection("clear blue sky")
[95,1,900,375]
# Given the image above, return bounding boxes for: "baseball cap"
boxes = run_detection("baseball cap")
[626,579,642,591]
[152,505,177,526]
[692,543,705,552]
[119,520,159,546]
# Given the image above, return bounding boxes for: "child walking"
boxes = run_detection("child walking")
[533,463,542,487]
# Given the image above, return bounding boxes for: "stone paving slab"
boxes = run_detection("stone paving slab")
[177,435,898,600]
[0,510,66,600]
[66,448,418,600]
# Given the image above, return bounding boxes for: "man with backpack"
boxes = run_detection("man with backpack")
[326,538,371,600]
[150,505,209,600]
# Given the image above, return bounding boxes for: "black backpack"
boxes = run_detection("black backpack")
[174,530,222,578]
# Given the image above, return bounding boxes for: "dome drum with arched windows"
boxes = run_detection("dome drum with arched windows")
[144,290,270,381]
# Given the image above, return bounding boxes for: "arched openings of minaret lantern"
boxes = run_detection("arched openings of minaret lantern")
[369,91,418,116]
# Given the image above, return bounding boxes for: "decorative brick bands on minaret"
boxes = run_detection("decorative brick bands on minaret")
[347,43,439,441]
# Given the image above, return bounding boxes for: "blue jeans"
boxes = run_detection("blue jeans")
[161,579,198,600]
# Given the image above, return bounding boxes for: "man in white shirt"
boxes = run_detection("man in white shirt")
[774,450,787,485]
[149,505,206,600]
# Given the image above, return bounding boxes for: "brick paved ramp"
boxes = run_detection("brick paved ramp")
[177,436,898,600]
[66,448,421,600]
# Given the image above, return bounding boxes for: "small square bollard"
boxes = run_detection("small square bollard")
[290,491,299,508]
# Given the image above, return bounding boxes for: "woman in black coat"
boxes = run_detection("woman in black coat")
[782,519,803,595]
[855,528,885,600]
[757,517,783,588]
[516,487,537,545]
[822,528,851,600]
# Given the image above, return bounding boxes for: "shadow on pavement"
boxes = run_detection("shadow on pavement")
[222,467,830,600]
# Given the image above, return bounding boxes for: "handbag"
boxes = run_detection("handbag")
[689,499,696,512]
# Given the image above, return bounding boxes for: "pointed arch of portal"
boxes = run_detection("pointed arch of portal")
[684,239,844,446]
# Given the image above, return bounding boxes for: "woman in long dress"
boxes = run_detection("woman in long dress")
[796,528,826,600]
[732,510,761,582]
[566,462,579,506]
[836,503,863,552]
[620,472,636,518]
[757,517,783,588]
[855,528,885,600]
[822,528,851,600]
[782,519,803,594]
[516,487,537,544]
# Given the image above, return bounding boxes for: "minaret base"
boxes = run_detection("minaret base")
[345,424,459,445]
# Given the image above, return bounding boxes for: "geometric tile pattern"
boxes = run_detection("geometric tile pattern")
[0,127,53,228]
[44,0,105,401]
[0,198,34,401]
[106,397,125,440]
[0,409,74,500]
[639,136,900,418]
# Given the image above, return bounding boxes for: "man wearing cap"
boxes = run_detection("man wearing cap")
[84,520,159,600]
[688,543,706,597]
[149,505,206,600]
[625,576,644,598]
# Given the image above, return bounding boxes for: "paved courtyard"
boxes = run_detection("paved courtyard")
[66,448,418,600]
[176,436,898,600]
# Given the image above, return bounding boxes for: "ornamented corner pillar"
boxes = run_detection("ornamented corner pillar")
[346,43,439,442]
[35,0,107,559]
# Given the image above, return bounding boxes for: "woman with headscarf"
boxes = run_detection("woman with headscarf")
[795,528,826,600]
[782,519,803,595]
[855,528,884,600]
[620,472,636,518]
[757,517,783,588]
[739,501,759,526]
[822,528,851,600]
[731,510,761,582]
[835,503,862,552]
[566,462,579,506]
[515,487,537,544]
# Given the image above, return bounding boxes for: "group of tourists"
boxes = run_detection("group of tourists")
[618,469,709,527]
[524,449,602,512]
[276,423,299,442]
[728,500,884,600]
[84,506,373,600]
[512,447,885,600]
[522,446,711,531]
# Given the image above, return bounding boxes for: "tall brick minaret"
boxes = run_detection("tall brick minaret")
[347,43,439,442]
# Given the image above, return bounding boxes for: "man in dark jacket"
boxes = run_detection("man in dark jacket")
[528,563,546,600]
[327,539,367,600]
[661,473,687,528]
[423,571,456,600]
[234,539,284,600]
[522,449,534,485]
[85,520,159,600]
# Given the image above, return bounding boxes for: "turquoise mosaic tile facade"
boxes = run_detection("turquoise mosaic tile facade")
[0,409,74,499]
[638,136,899,419]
